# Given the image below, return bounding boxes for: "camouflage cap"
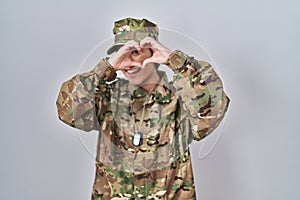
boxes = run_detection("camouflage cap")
[107,17,159,55]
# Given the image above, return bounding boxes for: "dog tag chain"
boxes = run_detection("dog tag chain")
[131,95,148,147]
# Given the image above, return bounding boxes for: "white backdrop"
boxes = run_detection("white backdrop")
[1,0,299,200]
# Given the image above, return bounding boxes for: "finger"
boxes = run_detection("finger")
[117,40,140,56]
[141,37,168,53]
[124,40,141,51]
[140,36,155,44]
[140,37,155,48]
[142,57,156,68]
[129,60,143,67]
[117,55,143,69]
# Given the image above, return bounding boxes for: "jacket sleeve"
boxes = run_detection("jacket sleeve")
[166,49,231,141]
[56,58,117,132]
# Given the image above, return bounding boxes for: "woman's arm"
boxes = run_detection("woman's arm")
[166,49,230,141]
[56,58,117,132]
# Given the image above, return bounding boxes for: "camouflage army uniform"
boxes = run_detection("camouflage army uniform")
[56,49,230,199]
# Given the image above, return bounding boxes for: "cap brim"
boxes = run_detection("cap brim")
[107,44,124,55]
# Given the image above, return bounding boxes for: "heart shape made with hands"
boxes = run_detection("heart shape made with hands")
[108,37,172,70]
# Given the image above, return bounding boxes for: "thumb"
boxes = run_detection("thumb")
[142,57,156,68]
[129,60,143,67]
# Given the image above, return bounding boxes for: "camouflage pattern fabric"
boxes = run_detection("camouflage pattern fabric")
[107,18,159,55]
[56,49,230,199]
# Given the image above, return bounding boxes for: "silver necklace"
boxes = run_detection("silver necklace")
[131,82,159,146]
[131,94,149,146]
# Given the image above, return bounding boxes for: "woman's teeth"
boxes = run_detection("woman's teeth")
[127,68,140,74]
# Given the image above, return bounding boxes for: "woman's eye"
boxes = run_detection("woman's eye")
[132,50,139,55]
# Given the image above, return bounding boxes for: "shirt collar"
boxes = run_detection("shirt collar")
[129,71,172,103]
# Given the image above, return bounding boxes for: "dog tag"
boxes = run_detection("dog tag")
[132,132,143,146]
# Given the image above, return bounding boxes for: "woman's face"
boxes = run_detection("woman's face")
[121,48,158,86]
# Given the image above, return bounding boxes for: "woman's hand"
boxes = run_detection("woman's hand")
[108,40,143,70]
[108,38,172,69]
[140,37,172,67]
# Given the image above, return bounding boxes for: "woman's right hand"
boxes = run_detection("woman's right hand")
[108,40,143,70]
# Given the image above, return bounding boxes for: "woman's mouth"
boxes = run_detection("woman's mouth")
[125,67,141,76]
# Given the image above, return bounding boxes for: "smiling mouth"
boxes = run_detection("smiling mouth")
[125,67,141,75]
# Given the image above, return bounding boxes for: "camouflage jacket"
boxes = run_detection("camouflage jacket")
[56,49,230,200]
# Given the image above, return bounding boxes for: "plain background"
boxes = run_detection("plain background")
[1,0,299,199]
